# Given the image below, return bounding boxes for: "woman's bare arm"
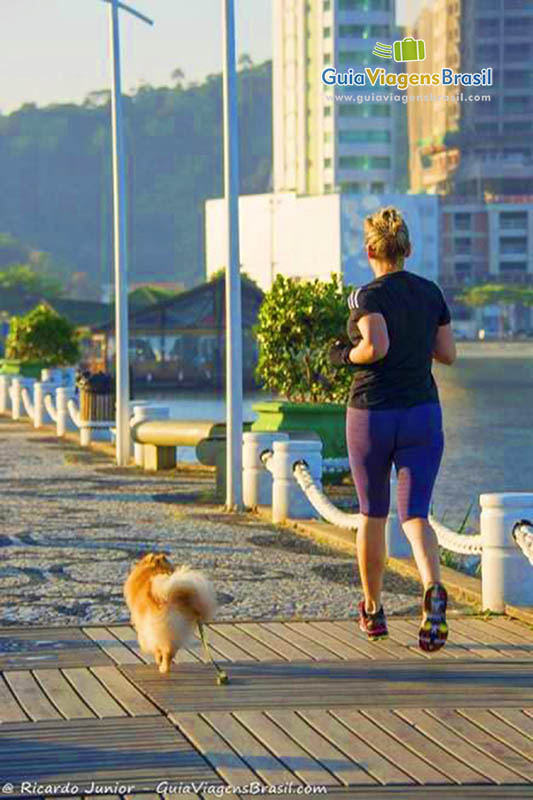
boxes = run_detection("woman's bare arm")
[348,313,390,365]
[433,323,456,365]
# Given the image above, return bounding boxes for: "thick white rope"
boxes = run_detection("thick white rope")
[512,521,533,565]
[67,398,81,428]
[293,461,359,529]
[428,515,483,555]
[20,387,35,420]
[44,393,58,423]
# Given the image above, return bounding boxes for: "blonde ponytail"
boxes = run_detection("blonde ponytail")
[364,206,410,265]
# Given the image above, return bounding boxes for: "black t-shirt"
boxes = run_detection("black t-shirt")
[331,270,451,410]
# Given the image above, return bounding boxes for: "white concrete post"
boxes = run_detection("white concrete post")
[242,431,289,509]
[130,404,170,466]
[80,424,92,448]
[33,382,52,429]
[56,387,75,438]
[0,375,10,415]
[10,378,23,420]
[272,439,323,523]
[480,493,533,611]
[386,473,411,558]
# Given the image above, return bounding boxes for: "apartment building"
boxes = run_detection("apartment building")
[273,0,398,197]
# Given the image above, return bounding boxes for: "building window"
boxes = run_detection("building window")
[340,182,362,193]
[323,0,331,9]
[339,155,390,170]
[455,238,472,255]
[324,158,332,168]
[370,25,390,37]
[338,50,368,65]
[500,237,527,255]
[339,0,368,9]
[370,182,385,193]
[454,213,471,231]
[339,25,365,38]
[500,212,528,230]
[499,262,527,271]
[504,43,533,61]
[324,183,333,192]
[476,44,499,61]
[324,132,332,142]
[324,53,331,64]
[370,156,390,169]
[455,262,471,273]
[503,121,532,135]
[505,18,533,37]
[324,106,332,117]
[371,0,390,9]
[324,27,331,37]
[478,18,500,37]
[503,96,531,114]
[339,129,391,143]
[339,104,390,118]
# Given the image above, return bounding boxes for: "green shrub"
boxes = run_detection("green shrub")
[6,303,80,367]
[255,275,353,403]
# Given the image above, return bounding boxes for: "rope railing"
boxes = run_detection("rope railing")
[44,393,58,423]
[428,515,483,555]
[512,520,533,565]
[67,398,81,428]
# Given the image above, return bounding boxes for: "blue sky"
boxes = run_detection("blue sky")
[1,0,422,114]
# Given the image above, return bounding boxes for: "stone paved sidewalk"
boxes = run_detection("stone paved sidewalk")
[0,419,426,626]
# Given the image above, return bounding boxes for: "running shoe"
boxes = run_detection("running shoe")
[358,601,389,641]
[419,582,448,653]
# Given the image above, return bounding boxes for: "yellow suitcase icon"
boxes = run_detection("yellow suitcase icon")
[393,37,426,62]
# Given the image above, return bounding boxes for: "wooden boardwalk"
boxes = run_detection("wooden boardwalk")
[1,616,533,799]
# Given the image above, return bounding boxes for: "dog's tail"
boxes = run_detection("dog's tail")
[150,566,217,622]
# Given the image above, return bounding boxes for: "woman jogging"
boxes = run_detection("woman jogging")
[330,206,456,652]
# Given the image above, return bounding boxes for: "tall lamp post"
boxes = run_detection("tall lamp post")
[222,0,244,510]
[100,0,153,465]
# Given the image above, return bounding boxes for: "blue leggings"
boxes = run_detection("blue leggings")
[346,403,444,522]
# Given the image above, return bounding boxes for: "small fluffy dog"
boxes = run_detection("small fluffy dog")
[124,553,216,674]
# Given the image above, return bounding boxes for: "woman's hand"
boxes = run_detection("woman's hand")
[348,313,390,365]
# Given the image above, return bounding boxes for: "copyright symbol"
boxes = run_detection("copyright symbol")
[2,783,14,793]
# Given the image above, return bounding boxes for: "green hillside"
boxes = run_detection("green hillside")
[0,61,272,292]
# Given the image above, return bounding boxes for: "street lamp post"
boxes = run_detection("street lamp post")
[221,0,244,510]
[100,0,153,466]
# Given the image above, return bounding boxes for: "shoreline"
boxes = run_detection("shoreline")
[456,341,533,358]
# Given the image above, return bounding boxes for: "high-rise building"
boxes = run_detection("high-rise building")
[273,0,397,197]
[407,0,533,197]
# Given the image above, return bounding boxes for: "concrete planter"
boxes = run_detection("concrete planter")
[251,400,347,459]
[0,359,45,378]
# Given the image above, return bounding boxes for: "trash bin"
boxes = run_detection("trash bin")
[76,371,115,422]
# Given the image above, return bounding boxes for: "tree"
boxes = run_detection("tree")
[6,304,80,366]
[238,53,253,71]
[255,275,353,403]
[171,68,185,88]
[458,284,533,336]
[0,264,63,297]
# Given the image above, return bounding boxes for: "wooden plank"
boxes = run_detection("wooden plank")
[234,622,304,661]
[62,668,127,718]
[289,621,375,661]
[361,708,488,784]
[0,673,28,722]
[491,708,533,739]
[300,709,406,785]
[259,622,342,660]
[90,666,159,717]
[121,659,533,713]
[203,710,304,786]
[0,716,221,787]
[398,618,505,661]
[4,671,62,721]
[108,626,151,664]
[425,708,533,780]
[458,708,533,762]
[485,617,533,643]
[83,628,143,665]
[475,619,533,655]
[328,620,412,661]
[213,624,285,661]
[0,627,111,670]
[452,619,529,659]
[194,626,254,662]
[234,709,340,786]
[265,708,374,786]
[331,708,453,785]
[397,708,527,784]
[170,711,258,786]
[33,669,94,719]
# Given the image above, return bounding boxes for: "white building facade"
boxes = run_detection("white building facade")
[205,192,439,292]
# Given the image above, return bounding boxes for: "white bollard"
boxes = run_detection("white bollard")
[130,404,170,466]
[386,473,411,558]
[0,375,10,414]
[80,424,92,447]
[56,387,75,437]
[33,382,54,429]
[242,431,289,509]
[271,439,323,523]
[480,493,533,611]
[10,378,24,420]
